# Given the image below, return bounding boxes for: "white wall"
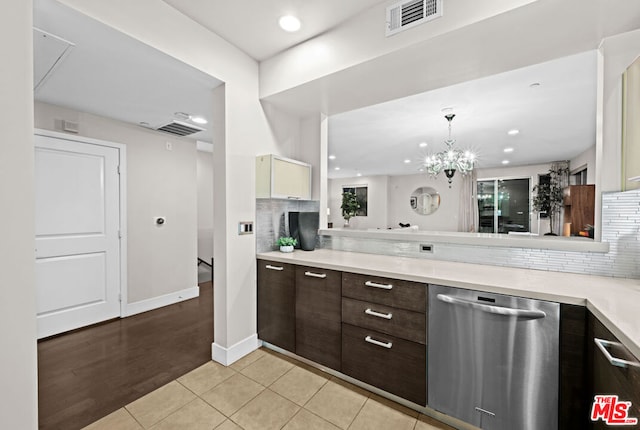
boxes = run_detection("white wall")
[387,173,461,231]
[570,145,596,184]
[328,173,462,231]
[56,0,303,364]
[34,101,198,304]
[197,150,214,261]
[0,1,38,428]
[328,175,389,229]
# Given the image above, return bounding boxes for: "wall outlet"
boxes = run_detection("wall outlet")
[420,243,434,253]
[165,141,173,151]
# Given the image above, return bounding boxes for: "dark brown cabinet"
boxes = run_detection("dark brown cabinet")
[563,185,595,236]
[560,304,589,430]
[341,273,427,406]
[588,312,640,429]
[257,259,295,352]
[295,266,342,371]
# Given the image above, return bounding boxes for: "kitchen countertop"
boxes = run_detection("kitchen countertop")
[257,248,640,360]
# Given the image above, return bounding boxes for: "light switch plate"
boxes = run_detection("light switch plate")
[238,221,253,235]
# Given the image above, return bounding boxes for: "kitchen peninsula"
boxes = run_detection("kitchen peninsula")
[256,248,640,429]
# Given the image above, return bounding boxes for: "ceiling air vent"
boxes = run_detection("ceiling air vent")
[155,120,205,137]
[386,0,443,37]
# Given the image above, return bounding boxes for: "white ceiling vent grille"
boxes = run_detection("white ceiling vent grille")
[386,0,443,36]
[155,120,205,137]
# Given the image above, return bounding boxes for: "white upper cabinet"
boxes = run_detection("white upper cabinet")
[256,154,312,200]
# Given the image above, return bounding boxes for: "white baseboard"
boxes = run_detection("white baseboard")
[123,286,199,317]
[212,334,260,366]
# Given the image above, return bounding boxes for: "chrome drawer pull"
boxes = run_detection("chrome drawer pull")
[364,281,393,290]
[304,271,327,279]
[594,338,640,368]
[365,308,392,320]
[364,335,392,349]
[265,265,284,271]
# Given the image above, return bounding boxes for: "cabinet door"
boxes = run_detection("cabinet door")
[560,304,588,430]
[295,266,341,370]
[257,260,295,352]
[588,312,640,429]
[272,157,311,200]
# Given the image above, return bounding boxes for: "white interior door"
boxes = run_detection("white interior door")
[35,133,122,339]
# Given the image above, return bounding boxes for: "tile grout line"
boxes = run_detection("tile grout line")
[122,406,145,430]
[344,396,371,430]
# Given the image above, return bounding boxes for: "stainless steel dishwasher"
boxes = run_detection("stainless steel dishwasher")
[428,284,560,430]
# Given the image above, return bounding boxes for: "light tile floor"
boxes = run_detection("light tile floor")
[83,348,455,430]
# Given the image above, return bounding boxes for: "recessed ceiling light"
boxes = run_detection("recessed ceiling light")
[279,15,301,32]
[334,167,340,171]
[507,129,520,136]
[419,142,428,148]
[328,155,336,160]
[190,116,208,125]
[503,147,514,153]
[502,160,510,165]
[404,159,411,164]
[357,173,362,177]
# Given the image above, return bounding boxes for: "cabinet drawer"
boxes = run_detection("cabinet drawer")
[296,266,342,371]
[342,323,426,405]
[342,272,426,313]
[342,297,426,344]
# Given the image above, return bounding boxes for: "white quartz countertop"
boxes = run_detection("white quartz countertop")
[257,248,640,360]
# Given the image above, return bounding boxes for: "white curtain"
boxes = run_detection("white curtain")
[550,161,570,235]
[458,170,479,232]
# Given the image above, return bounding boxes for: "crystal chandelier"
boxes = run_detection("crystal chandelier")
[423,114,476,187]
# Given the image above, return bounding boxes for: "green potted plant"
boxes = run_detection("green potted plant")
[276,236,297,252]
[341,191,360,227]
[532,167,568,235]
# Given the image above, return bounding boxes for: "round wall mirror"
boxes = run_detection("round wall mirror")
[410,187,441,215]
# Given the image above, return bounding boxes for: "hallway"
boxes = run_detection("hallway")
[38,282,214,429]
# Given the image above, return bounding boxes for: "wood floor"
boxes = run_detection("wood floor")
[37,281,214,430]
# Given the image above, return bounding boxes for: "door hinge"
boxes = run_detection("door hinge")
[118,230,122,239]
[118,293,122,302]
[117,165,121,174]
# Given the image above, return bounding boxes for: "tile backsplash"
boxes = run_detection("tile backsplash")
[319,190,640,279]
[256,199,320,253]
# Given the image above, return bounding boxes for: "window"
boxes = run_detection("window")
[477,178,530,233]
[342,185,368,216]
[570,168,588,185]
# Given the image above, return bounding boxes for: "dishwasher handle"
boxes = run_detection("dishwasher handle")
[436,294,547,319]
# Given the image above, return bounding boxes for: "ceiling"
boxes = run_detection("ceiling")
[33,0,222,143]
[31,0,611,172]
[161,0,387,61]
[327,50,598,178]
